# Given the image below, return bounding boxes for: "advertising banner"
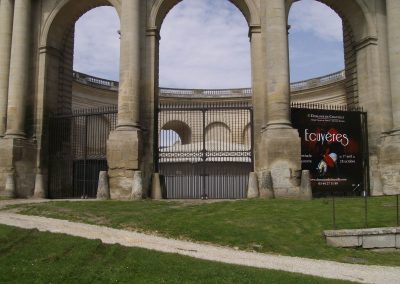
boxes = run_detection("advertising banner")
[291,108,365,197]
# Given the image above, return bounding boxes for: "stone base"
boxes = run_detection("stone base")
[378,132,400,195]
[324,227,400,249]
[258,127,301,198]
[107,130,141,200]
[0,137,36,198]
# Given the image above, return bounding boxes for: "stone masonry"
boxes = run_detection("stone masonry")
[0,0,399,199]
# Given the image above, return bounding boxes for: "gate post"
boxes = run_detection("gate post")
[107,0,143,200]
[258,0,301,198]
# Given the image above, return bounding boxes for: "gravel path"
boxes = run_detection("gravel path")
[1,200,400,283]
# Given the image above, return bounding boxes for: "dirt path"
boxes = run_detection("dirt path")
[0,200,399,283]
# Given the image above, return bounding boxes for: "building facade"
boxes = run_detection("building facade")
[0,0,399,199]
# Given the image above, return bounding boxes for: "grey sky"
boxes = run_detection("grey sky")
[73,0,344,88]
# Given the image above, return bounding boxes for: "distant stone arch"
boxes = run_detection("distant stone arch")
[205,122,232,143]
[161,120,192,145]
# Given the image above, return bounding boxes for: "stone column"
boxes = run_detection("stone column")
[116,0,141,130]
[377,0,400,195]
[107,0,143,199]
[249,25,264,170]
[264,0,291,129]
[259,0,301,198]
[0,0,14,136]
[386,0,400,131]
[5,0,31,138]
[140,27,160,193]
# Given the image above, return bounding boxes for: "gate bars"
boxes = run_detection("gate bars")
[48,106,117,198]
[157,101,254,199]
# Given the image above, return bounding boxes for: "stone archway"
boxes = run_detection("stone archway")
[287,0,392,195]
[34,0,121,197]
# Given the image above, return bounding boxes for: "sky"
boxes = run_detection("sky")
[73,0,344,88]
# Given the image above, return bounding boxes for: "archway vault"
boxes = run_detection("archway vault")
[41,0,121,48]
[148,0,260,29]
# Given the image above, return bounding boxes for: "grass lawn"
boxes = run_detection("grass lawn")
[9,197,400,267]
[0,224,350,284]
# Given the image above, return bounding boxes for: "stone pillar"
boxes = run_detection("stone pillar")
[107,0,143,199]
[140,27,160,195]
[377,0,400,195]
[5,0,31,138]
[258,0,301,198]
[249,25,265,170]
[0,0,14,136]
[116,0,141,130]
[386,0,400,130]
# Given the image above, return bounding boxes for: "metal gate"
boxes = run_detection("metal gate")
[48,106,117,198]
[157,101,253,199]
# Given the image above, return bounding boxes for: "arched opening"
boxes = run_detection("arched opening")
[42,1,120,199]
[153,0,255,199]
[205,122,232,143]
[159,0,251,89]
[289,0,344,82]
[160,120,192,147]
[288,0,373,108]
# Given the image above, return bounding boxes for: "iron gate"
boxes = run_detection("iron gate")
[157,101,253,199]
[48,106,117,198]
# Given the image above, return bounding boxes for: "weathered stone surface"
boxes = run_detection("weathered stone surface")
[151,173,162,200]
[326,236,361,248]
[247,172,259,199]
[258,170,274,199]
[396,234,400,248]
[259,128,301,198]
[324,227,400,249]
[378,133,400,195]
[300,170,312,200]
[33,173,47,199]
[96,171,110,200]
[362,234,396,249]
[107,130,141,199]
[130,171,143,200]
[0,138,36,197]
[2,172,15,198]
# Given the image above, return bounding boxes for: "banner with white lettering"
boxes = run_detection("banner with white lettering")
[291,108,364,196]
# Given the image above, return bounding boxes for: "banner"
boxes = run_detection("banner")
[291,108,365,197]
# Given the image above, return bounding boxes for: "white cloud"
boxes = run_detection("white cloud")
[159,0,251,89]
[289,0,343,42]
[73,7,120,81]
[72,0,344,87]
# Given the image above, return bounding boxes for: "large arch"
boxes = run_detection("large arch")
[35,0,121,197]
[148,0,260,29]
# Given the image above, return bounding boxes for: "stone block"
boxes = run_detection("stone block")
[300,170,312,200]
[0,138,36,197]
[326,236,361,248]
[107,130,141,199]
[131,171,143,200]
[396,234,400,249]
[258,128,301,198]
[247,172,259,199]
[362,234,396,249]
[378,133,400,195]
[151,173,162,200]
[97,171,110,200]
[258,170,274,199]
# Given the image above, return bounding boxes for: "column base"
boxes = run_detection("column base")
[107,129,142,200]
[378,131,400,195]
[0,137,36,198]
[258,127,302,198]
